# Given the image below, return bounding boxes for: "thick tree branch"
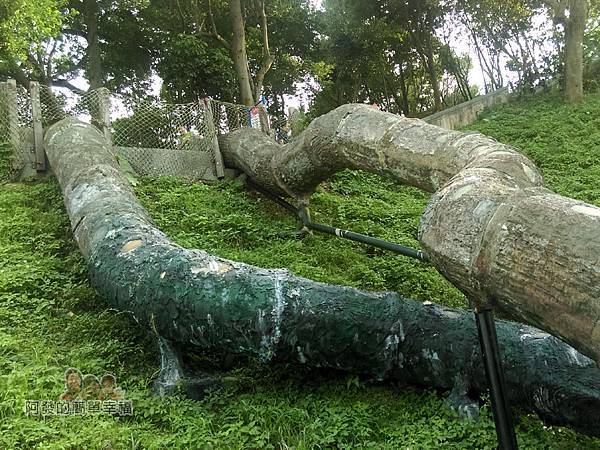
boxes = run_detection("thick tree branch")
[10,65,32,90]
[62,28,87,38]
[53,79,86,94]
[46,40,59,80]
[55,55,88,78]
[219,104,600,364]
[202,0,231,50]
[253,0,274,103]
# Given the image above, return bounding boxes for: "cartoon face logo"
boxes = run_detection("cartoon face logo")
[58,369,124,401]
[59,368,83,401]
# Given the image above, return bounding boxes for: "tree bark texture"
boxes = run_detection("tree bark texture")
[218,104,600,364]
[425,37,442,112]
[229,0,255,106]
[564,0,588,103]
[83,0,103,90]
[45,117,600,435]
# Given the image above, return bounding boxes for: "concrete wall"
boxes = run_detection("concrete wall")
[424,87,510,130]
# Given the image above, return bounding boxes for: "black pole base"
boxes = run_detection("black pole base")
[474,307,519,450]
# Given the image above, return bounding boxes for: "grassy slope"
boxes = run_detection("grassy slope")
[1,92,599,449]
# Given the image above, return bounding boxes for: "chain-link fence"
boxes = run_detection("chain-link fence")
[0,79,294,183]
[0,81,34,182]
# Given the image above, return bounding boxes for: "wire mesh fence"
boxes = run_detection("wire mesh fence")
[0,81,34,183]
[0,79,294,183]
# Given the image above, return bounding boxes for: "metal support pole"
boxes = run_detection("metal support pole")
[29,82,46,171]
[306,220,428,261]
[474,306,518,450]
[296,204,428,261]
[203,98,225,178]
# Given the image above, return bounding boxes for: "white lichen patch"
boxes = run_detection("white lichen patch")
[121,239,142,253]
[258,275,287,362]
[473,199,496,220]
[448,184,473,201]
[384,334,400,350]
[190,260,233,276]
[390,320,405,342]
[422,348,440,361]
[521,162,537,184]
[208,260,232,274]
[68,183,103,216]
[571,204,600,218]
[566,346,592,367]
[297,346,307,363]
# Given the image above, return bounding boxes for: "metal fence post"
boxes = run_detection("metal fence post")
[203,98,225,179]
[258,105,270,135]
[29,81,46,171]
[97,87,112,147]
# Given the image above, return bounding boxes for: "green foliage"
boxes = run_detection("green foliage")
[2,93,600,447]
[584,5,600,91]
[0,0,66,62]
[464,91,600,207]
[135,173,464,306]
[156,33,238,103]
[0,140,13,181]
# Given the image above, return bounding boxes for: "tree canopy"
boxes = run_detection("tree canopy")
[1,0,599,112]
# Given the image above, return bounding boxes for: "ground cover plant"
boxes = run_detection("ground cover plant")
[1,92,599,449]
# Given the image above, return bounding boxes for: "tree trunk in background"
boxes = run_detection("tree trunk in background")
[219,104,600,364]
[45,117,600,436]
[229,0,255,106]
[564,0,588,103]
[425,37,442,111]
[83,0,103,90]
[397,63,410,115]
[252,0,274,104]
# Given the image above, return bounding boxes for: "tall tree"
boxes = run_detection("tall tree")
[1,0,153,94]
[200,0,274,105]
[546,0,590,102]
[0,0,66,63]
[145,0,316,106]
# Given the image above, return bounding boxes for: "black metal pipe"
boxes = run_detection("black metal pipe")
[250,183,428,262]
[474,307,519,450]
[304,220,429,262]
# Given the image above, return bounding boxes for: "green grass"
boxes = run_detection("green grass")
[1,91,600,448]
[465,91,600,206]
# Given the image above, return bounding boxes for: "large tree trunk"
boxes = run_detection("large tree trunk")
[219,104,600,364]
[45,117,600,435]
[83,0,103,90]
[229,0,255,106]
[564,0,588,103]
[425,37,442,112]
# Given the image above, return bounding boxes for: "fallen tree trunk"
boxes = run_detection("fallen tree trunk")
[219,104,600,364]
[45,117,600,435]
